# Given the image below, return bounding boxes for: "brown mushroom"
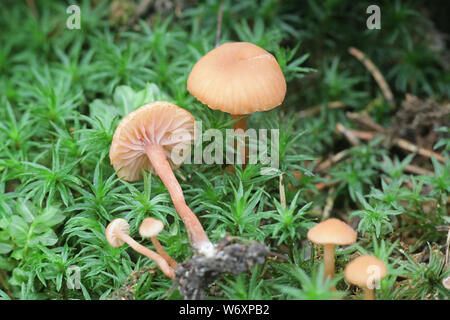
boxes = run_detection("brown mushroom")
[307,218,357,281]
[109,101,214,256]
[139,217,178,269]
[345,255,387,300]
[187,42,286,167]
[105,218,175,279]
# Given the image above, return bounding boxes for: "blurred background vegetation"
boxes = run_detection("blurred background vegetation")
[0,0,448,300]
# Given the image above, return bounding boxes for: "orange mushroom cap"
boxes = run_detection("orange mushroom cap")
[109,101,196,181]
[139,218,164,238]
[345,255,387,288]
[187,42,286,115]
[307,218,357,246]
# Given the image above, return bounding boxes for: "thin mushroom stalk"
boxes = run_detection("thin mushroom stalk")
[145,144,215,256]
[323,244,335,280]
[120,233,175,279]
[150,236,178,269]
[231,115,248,169]
[363,287,375,300]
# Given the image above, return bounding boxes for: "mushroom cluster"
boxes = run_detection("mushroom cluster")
[306,218,388,300]
[106,100,272,299]
[103,43,388,301]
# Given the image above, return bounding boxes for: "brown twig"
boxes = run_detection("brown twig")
[297,101,345,118]
[394,137,445,163]
[346,111,386,133]
[337,124,446,163]
[314,149,350,173]
[348,47,394,108]
[404,164,434,176]
[336,123,361,146]
[279,174,286,210]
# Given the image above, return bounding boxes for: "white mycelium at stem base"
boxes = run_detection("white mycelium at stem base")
[109,101,215,257]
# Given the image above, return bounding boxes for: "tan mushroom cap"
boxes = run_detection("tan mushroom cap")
[139,218,164,238]
[109,101,196,181]
[187,42,286,115]
[443,276,450,290]
[307,218,357,245]
[345,255,387,288]
[106,218,130,248]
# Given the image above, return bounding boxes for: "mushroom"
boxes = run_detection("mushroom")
[187,42,286,167]
[443,276,450,290]
[139,217,178,269]
[105,218,175,279]
[307,218,357,281]
[345,255,387,300]
[109,101,214,256]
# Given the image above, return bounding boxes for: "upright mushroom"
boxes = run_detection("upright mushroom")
[307,218,357,281]
[106,218,175,279]
[187,42,286,167]
[139,217,178,269]
[345,255,387,300]
[109,101,214,256]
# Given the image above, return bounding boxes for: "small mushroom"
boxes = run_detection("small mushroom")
[443,276,450,290]
[109,101,214,256]
[187,42,286,167]
[307,218,357,281]
[345,255,387,300]
[105,218,175,279]
[139,217,178,269]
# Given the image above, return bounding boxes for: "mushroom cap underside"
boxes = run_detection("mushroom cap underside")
[106,218,130,248]
[109,101,196,181]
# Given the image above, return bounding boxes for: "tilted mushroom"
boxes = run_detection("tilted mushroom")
[139,217,178,269]
[109,101,214,256]
[106,218,175,279]
[307,218,357,281]
[187,42,286,167]
[345,255,387,300]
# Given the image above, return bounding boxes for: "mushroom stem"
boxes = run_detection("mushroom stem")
[120,233,175,279]
[323,244,335,280]
[145,144,215,256]
[231,114,248,169]
[151,236,178,269]
[363,287,375,300]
